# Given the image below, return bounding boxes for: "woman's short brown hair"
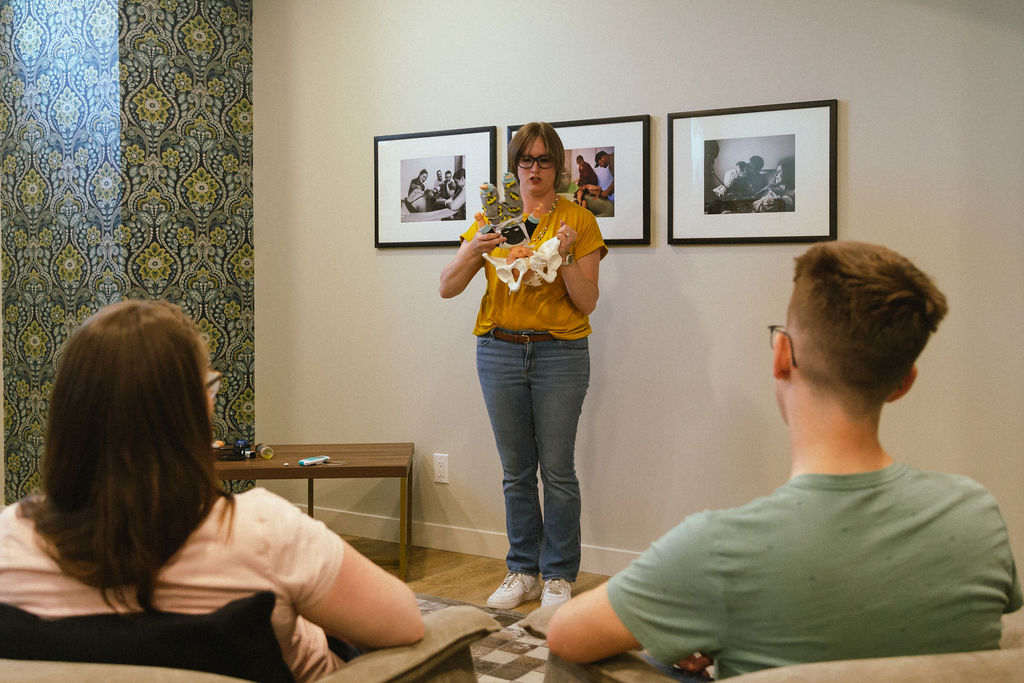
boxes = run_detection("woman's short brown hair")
[507,122,566,182]
[23,299,230,610]
[788,241,948,414]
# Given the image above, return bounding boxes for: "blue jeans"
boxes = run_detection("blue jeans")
[476,331,590,581]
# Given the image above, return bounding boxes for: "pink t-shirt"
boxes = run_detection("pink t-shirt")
[0,488,346,683]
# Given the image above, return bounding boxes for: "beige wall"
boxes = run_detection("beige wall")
[252,0,1024,574]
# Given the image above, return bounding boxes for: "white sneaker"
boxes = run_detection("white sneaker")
[541,578,573,607]
[486,571,541,609]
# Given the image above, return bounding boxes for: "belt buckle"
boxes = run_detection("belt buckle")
[518,333,531,344]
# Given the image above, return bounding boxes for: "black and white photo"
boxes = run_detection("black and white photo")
[400,156,467,222]
[705,135,795,214]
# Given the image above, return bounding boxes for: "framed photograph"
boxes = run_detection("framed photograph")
[508,115,650,245]
[668,99,837,245]
[375,126,496,248]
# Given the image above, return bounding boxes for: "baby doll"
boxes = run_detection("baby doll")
[474,174,565,292]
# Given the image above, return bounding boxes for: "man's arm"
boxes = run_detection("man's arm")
[445,185,466,212]
[545,582,642,662]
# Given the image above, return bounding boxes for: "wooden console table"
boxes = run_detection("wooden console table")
[215,443,414,580]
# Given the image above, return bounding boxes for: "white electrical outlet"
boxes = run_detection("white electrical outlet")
[433,453,449,483]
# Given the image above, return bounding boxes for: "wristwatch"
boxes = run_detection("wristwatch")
[564,253,575,265]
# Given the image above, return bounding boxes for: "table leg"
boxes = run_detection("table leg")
[399,475,409,581]
[308,479,314,518]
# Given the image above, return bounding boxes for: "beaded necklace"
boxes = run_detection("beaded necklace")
[528,195,559,247]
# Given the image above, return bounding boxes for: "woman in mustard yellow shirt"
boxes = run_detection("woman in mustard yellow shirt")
[439,122,607,611]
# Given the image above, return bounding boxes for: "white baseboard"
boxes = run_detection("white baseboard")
[309,505,640,577]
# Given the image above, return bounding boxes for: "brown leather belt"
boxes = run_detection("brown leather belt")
[492,329,555,344]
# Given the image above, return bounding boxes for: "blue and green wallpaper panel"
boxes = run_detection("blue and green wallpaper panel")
[1,0,254,501]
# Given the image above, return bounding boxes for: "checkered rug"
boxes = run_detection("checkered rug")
[416,594,549,682]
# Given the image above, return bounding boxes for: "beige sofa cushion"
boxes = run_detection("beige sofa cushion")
[1000,607,1024,649]
[0,659,246,682]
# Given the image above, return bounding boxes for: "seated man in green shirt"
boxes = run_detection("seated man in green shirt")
[546,240,1022,679]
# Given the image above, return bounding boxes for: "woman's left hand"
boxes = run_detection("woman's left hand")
[556,221,577,258]
[555,220,600,315]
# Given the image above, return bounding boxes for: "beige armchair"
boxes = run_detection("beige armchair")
[0,604,501,683]
[318,605,500,682]
[521,606,1024,682]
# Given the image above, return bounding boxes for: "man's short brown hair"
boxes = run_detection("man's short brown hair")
[788,241,948,414]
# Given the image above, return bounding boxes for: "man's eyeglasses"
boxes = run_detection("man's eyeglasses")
[768,325,797,367]
[206,370,222,398]
[517,155,554,169]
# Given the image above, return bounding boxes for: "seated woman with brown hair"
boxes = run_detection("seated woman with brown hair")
[0,300,423,683]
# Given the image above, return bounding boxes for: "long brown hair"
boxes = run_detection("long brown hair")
[22,300,232,611]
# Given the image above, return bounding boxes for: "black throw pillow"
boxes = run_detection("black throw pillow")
[0,590,294,683]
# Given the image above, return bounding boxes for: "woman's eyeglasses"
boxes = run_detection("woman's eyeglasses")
[517,155,554,169]
[206,370,222,398]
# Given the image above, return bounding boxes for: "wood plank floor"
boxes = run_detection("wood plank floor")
[344,536,609,615]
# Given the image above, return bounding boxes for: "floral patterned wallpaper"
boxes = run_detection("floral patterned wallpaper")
[1,0,253,501]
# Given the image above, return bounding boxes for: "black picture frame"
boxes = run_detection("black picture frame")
[668,99,837,245]
[374,126,496,248]
[508,115,651,245]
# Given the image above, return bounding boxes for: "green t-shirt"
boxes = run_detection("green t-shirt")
[607,462,1022,678]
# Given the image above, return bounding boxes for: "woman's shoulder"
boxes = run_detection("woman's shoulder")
[0,498,40,530]
[233,487,302,514]
[197,488,306,532]
[0,500,20,520]
[195,489,320,547]
[0,500,29,536]
[0,501,53,562]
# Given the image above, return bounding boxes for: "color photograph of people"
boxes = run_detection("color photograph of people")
[565,146,615,218]
[704,135,795,214]
[400,155,467,222]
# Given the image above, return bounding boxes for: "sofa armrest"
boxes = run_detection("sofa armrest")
[520,605,677,682]
[517,603,556,640]
[316,605,500,683]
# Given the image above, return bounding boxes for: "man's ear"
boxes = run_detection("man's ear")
[772,334,793,380]
[885,365,918,403]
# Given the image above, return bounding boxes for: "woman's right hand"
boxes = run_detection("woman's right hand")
[439,215,505,298]
[467,212,506,255]
[469,225,507,255]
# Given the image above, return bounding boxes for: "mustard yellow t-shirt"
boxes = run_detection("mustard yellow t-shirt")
[460,199,608,339]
